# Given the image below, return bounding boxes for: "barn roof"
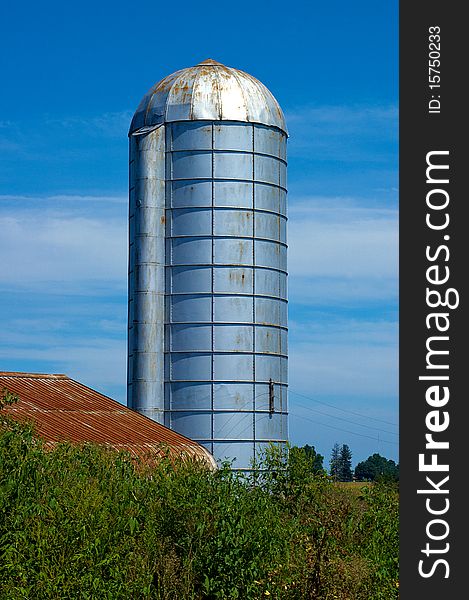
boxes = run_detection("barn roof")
[0,371,216,469]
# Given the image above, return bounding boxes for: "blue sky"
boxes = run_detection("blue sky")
[0,0,398,466]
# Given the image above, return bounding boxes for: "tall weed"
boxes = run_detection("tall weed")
[0,424,398,599]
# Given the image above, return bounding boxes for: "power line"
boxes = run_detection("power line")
[289,388,398,427]
[217,391,273,439]
[289,410,398,445]
[292,399,398,437]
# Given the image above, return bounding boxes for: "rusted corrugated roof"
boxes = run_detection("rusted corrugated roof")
[0,372,216,469]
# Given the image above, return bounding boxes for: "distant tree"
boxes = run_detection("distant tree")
[339,444,353,482]
[355,453,399,482]
[329,442,341,480]
[287,445,326,480]
[301,444,325,473]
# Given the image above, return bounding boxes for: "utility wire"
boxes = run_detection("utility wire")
[289,410,398,445]
[292,399,398,437]
[289,388,398,427]
[166,385,398,446]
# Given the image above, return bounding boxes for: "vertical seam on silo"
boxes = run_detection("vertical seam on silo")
[143,72,175,126]
[128,137,134,407]
[213,67,223,120]
[277,135,282,424]
[167,125,173,399]
[211,121,215,448]
[279,131,288,439]
[252,123,256,451]
[189,68,200,121]
[277,135,282,416]
[165,124,171,424]
[230,68,249,123]
[143,89,155,127]
[231,62,255,456]
[274,152,284,424]
[211,68,220,457]
[249,75,276,129]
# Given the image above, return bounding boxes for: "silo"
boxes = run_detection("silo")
[128,59,288,469]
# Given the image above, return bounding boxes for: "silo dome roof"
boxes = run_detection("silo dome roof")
[130,59,287,135]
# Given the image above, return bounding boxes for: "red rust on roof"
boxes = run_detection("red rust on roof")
[0,372,216,469]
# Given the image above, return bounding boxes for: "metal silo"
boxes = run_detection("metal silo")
[128,59,288,469]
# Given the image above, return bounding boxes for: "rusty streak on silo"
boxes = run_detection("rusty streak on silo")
[128,59,288,470]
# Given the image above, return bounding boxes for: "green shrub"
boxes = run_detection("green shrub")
[0,424,398,599]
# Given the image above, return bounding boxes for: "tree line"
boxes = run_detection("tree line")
[297,442,399,482]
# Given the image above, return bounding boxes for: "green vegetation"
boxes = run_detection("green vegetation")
[355,453,399,482]
[0,387,19,411]
[328,441,399,484]
[0,417,398,599]
[338,444,353,482]
[329,442,353,482]
[294,444,325,474]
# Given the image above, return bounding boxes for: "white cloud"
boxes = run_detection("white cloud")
[0,338,126,394]
[1,194,128,398]
[1,192,398,426]
[287,196,398,305]
[289,331,398,399]
[290,276,397,306]
[0,196,127,288]
[289,317,398,346]
[288,198,398,278]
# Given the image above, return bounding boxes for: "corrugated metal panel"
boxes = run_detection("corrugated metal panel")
[130,59,287,135]
[127,125,166,424]
[162,121,288,470]
[0,372,216,468]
